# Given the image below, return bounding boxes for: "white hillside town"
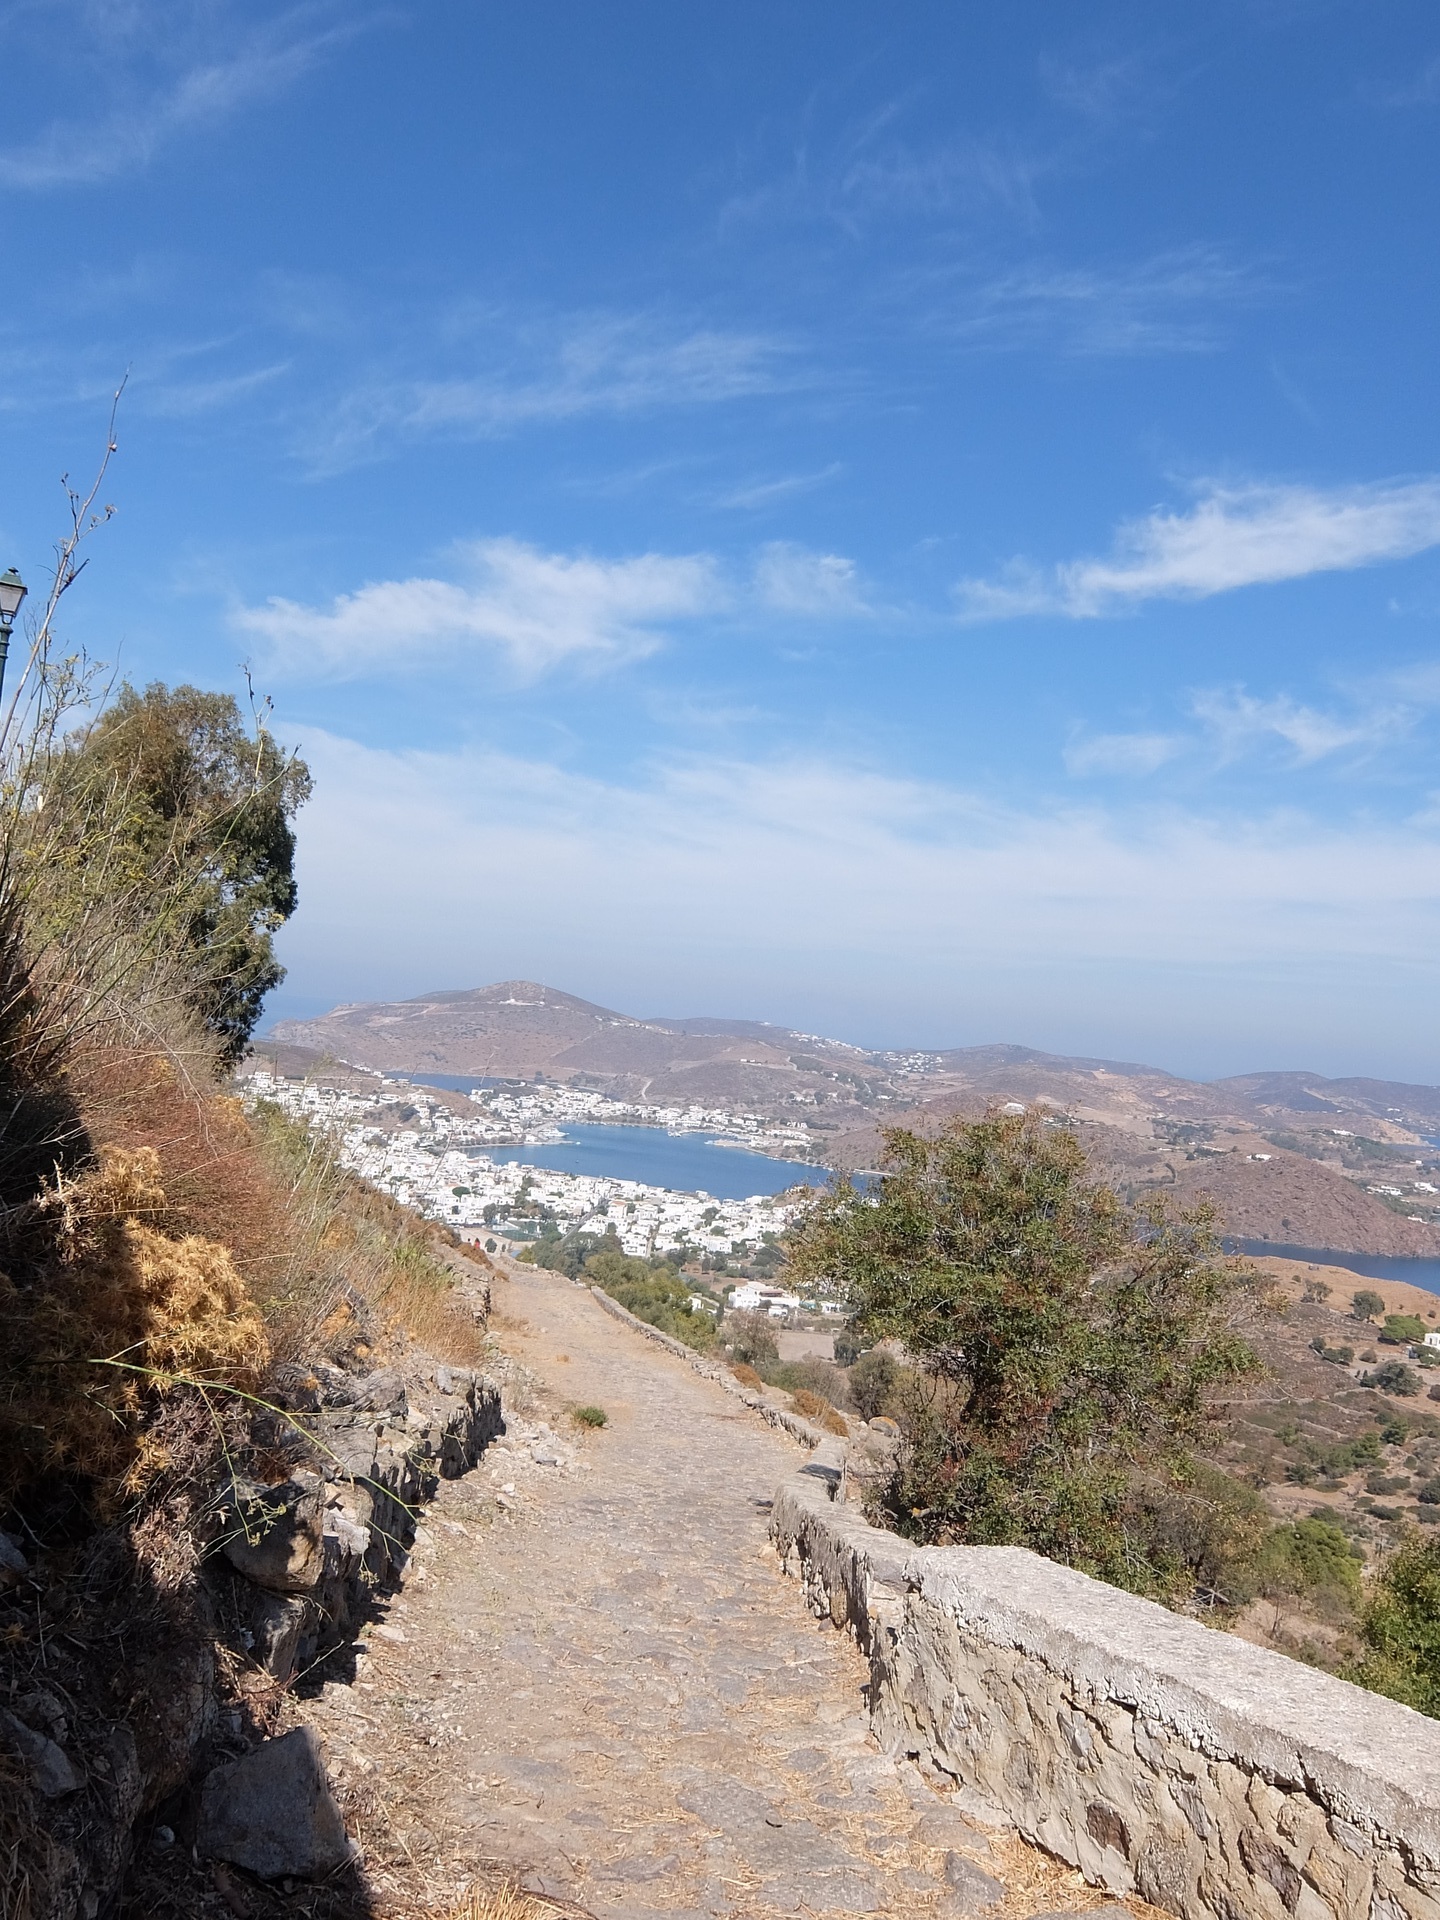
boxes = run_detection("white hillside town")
[243,1068,821,1261]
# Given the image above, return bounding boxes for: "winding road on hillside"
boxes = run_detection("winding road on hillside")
[301,1259,1144,1920]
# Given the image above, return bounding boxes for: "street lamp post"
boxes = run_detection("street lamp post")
[0,570,27,708]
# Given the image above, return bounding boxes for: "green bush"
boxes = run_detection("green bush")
[530,1227,623,1278]
[1351,1532,1440,1717]
[1368,1360,1422,1397]
[573,1405,607,1428]
[786,1109,1261,1596]
[833,1325,867,1368]
[1253,1517,1363,1611]
[1382,1314,1427,1347]
[584,1250,717,1352]
[1310,1337,1355,1365]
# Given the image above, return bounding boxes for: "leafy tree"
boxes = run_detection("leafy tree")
[1352,1532,1440,1717]
[722,1309,779,1370]
[1368,1360,1422,1397]
[848,1347,901,1420]
[785,1109,1262,1594]
[52,682,310,1064]
[1382,1314,1427,1346]
[1353,1289,1386,1324]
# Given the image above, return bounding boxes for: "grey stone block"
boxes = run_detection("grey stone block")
[221,1473,326,1594]
[0,1708,80,1797]
[941,1851,1004,1912]
[198,1725,356,1880]
[0,1529,29,1588]
[915,1808,994,1855]
[250,1591,311,1681]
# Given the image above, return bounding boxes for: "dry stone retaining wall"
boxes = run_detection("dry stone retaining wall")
[773,1440,1440,1920]
[582,1282,825,1449]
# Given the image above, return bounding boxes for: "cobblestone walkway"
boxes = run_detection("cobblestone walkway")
[306,1258,1146,1920]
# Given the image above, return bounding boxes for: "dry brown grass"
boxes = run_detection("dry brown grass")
[729,1361,764,1389]
[445,1883,591,1920]
[789,1386,849,1436]
[0,1006,486,1517]
[68,1019,489,1368]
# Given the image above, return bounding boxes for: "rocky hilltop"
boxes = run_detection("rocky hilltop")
[269,983,1440,1255]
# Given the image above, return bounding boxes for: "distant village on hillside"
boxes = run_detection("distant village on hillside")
[243,1069,818,1267]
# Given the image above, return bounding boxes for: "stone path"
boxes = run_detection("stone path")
[303,1258,1148,1920]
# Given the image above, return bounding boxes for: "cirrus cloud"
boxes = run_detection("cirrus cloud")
[958,477,1440,620]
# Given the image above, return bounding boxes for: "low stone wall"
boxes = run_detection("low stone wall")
[773,1442,1440,1920]
[583,1283,825,1450]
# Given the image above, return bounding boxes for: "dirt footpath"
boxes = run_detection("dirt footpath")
[304,1259,1145,1920]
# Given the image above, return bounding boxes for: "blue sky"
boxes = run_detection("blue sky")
[6,1,1440,1079]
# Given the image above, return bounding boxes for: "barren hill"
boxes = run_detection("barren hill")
[267,982,1440,1254]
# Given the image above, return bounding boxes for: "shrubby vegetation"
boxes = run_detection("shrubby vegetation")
[0,466,493,1908]
[584,1249,718,1350]
[787,1109,1264,1597]
[524,1229,718,1350]
[773,1112,1440,1712]
[1352,1532,1440,1714]
[1382,1313,1428,1347]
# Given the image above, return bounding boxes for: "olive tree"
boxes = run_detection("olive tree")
[786,1108,1262,1594]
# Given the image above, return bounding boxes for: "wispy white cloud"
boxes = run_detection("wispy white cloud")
[235,534,877,681]
[143,361,292,417]
[714,465,843,511]
[308,315,797,472]
[1065,678,1424,782]
[234,539,725,682]
[1038,51,1157,125]
[0,6,368,189]
[936,245,1268,358]
[279,730,1440,1059]
[1189,687,1407,764]
[958,477,1440,620]
[1063,731,1181,777]
[753,542,869,617]
[717,97,1049,236]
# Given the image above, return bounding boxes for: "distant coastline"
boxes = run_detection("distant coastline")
[1233,1239,1440,1295]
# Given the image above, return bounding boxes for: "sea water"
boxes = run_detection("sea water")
[471,1123,831,1201]
[1234,1240,1440,1298]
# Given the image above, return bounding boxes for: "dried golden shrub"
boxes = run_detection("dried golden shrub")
[790,1386,849,1435]
[0,1146,268,1506]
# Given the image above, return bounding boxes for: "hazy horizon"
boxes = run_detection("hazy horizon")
[265,974,1439,1090]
